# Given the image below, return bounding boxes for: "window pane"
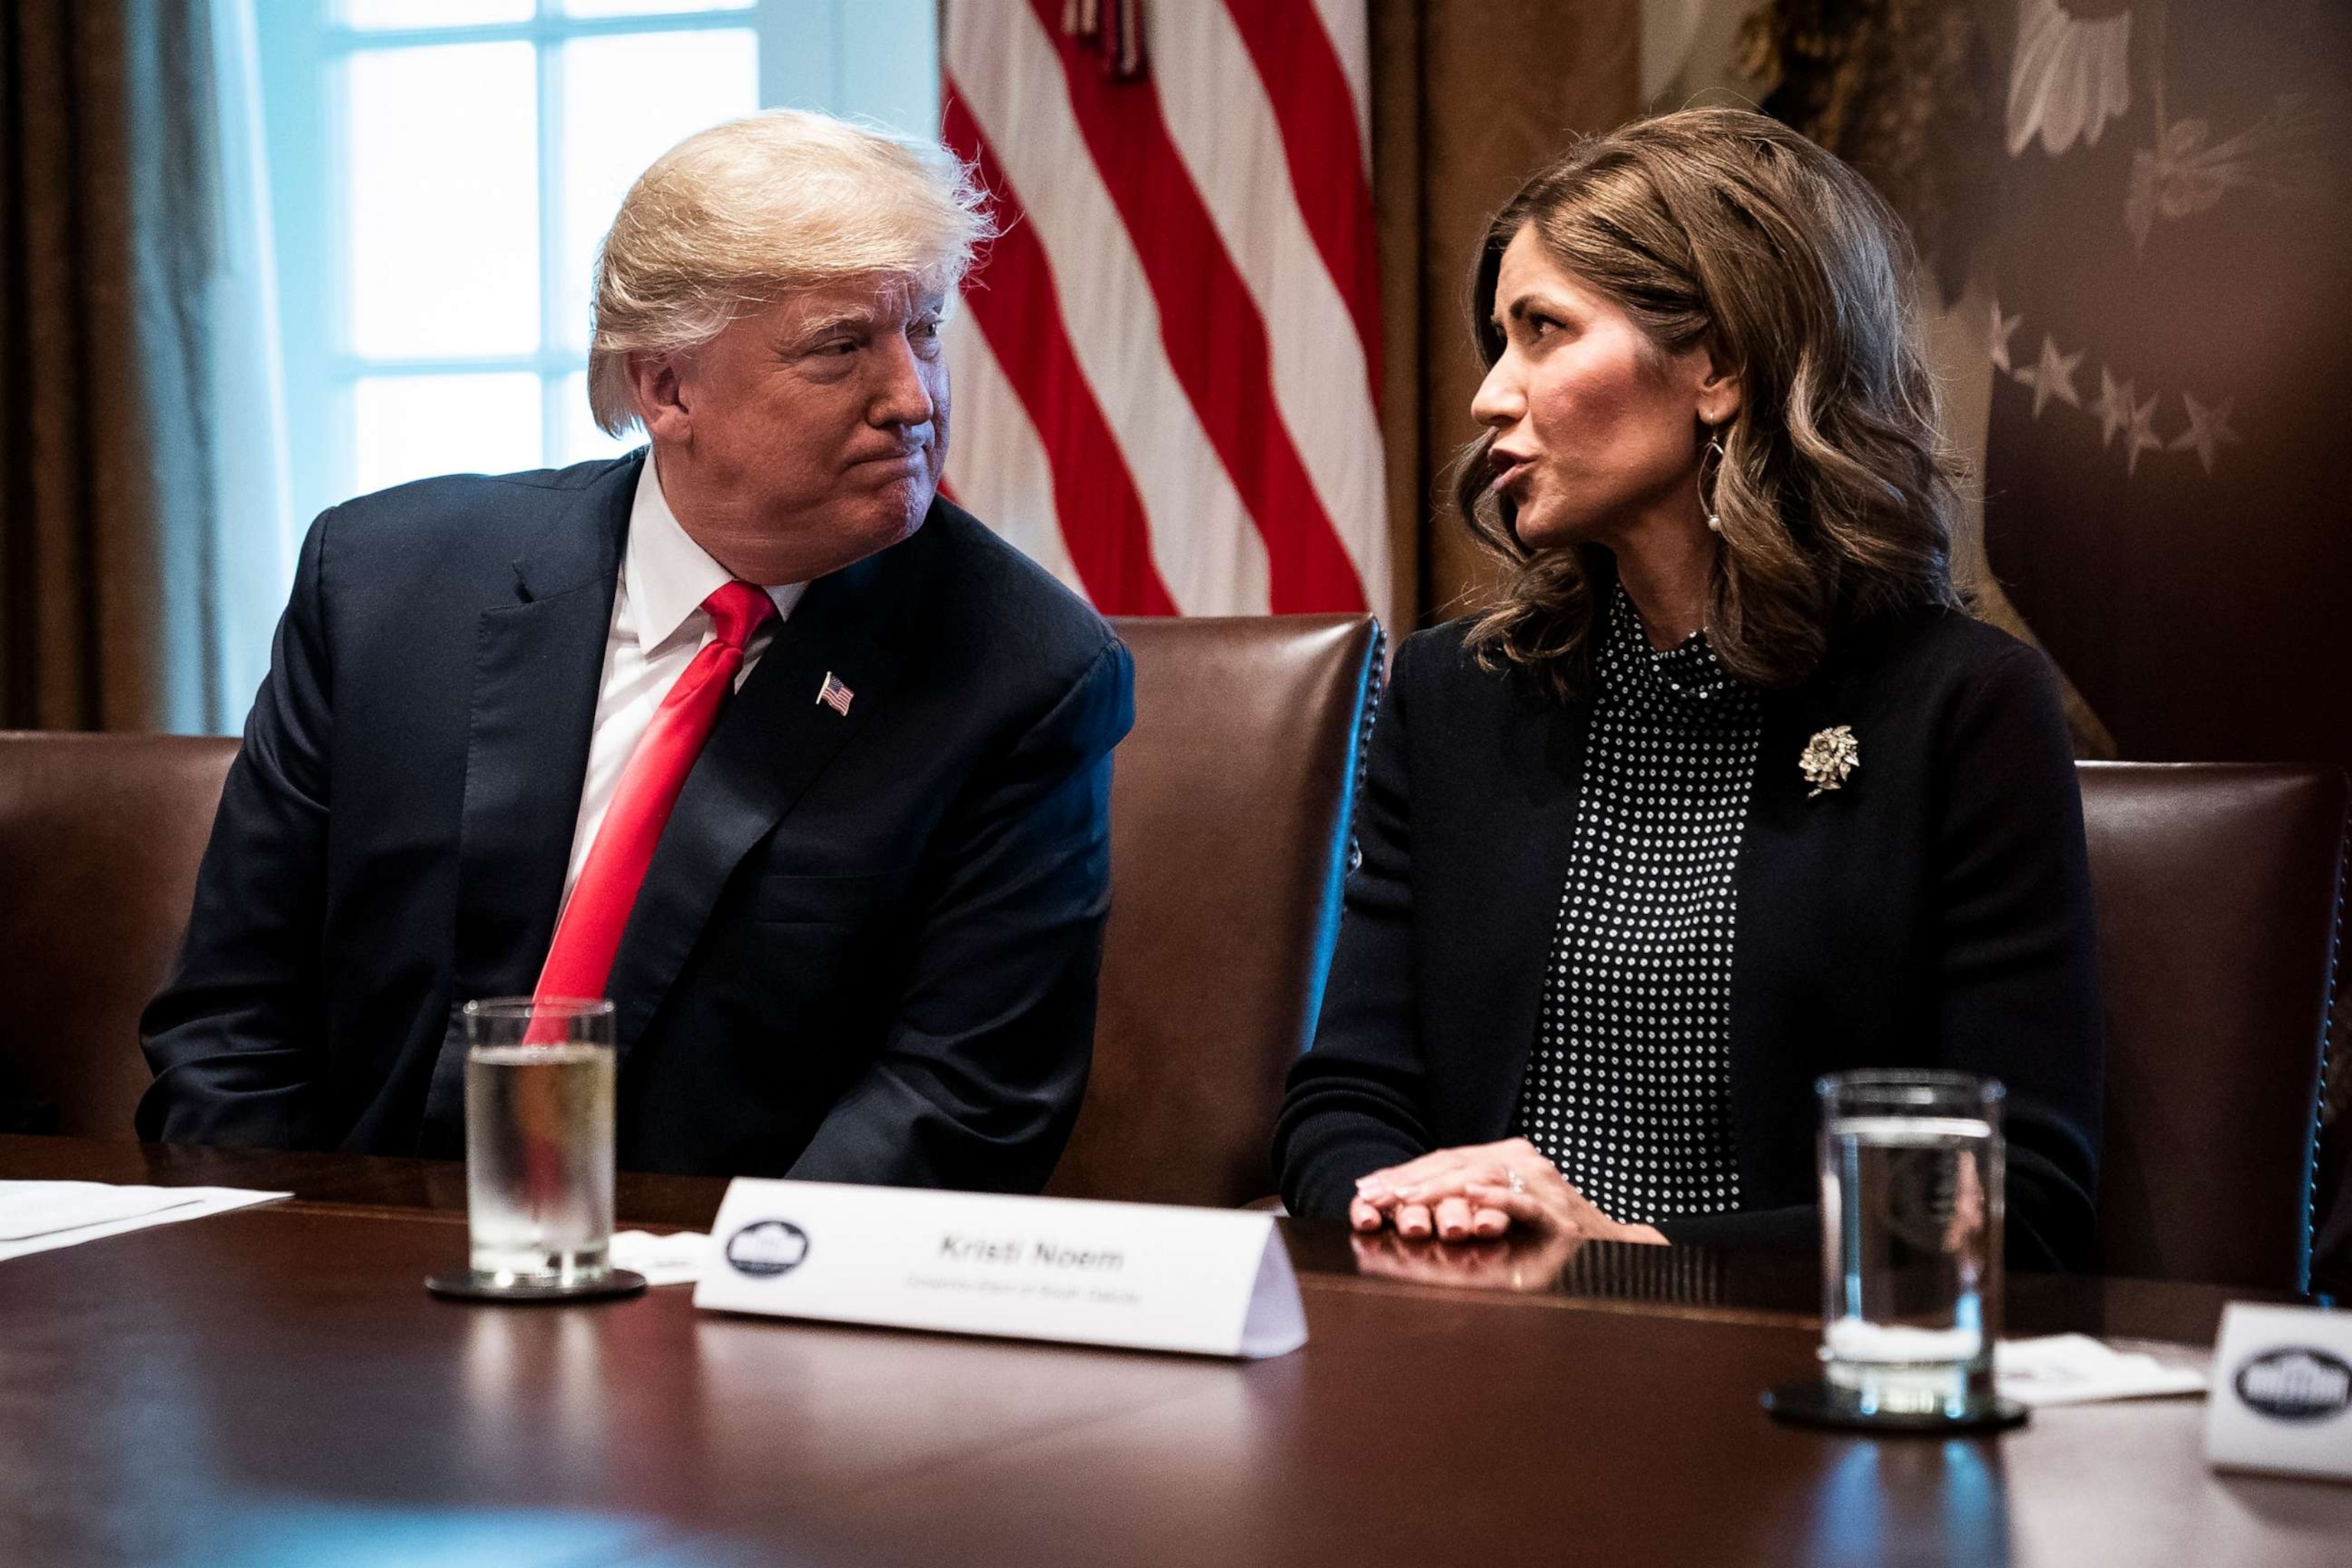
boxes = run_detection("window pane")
[346,43,539,358]
[840,0,941,137]
[353,374,544,494]
[561,0,752,17]
[559,370,642,466]
[341,0,535,31]
[557,29,759,354]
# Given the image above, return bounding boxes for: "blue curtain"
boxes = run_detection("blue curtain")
[198,0,296,734]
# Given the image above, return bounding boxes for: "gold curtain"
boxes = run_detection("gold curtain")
[1,1,217,731]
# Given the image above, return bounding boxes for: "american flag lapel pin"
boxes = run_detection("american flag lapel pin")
[816,671,854,716]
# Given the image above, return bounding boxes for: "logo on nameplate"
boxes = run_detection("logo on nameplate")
[725,1220,811,1279]
[2234,1348,2352,1423]
[816,672,854,716]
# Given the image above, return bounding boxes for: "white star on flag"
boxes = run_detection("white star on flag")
[2167,391,2242,475]
[2014,335,2084,419]
[2125,389,2165,477]
[1990,300,2024,374]
[2089,368,2135,448]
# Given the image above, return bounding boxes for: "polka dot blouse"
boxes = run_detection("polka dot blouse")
[1507,585,1762,1225]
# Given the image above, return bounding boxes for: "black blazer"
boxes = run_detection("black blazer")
[1276,605,2103,1269]
[139,451,1134,1191]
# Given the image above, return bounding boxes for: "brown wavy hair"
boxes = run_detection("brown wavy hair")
[1455,107,1964,700]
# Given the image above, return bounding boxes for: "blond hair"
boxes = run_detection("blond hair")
[1456,108,1964,698]
[588,108,994,435]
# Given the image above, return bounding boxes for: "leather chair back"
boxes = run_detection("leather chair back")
[1048,616,1382,1208]
[2079,762,2347,1289]
[0,733,240,1138]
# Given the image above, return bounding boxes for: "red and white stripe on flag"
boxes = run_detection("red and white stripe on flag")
[940,0,1389,623]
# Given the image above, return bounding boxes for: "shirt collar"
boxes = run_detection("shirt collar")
[625,453,805,652]
[1599,583,1746,714]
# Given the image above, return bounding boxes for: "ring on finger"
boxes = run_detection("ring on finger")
[1507,1167,1526,1196]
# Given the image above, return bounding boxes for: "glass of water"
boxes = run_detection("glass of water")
[461,998,616,1289]
[1817,1070,2004,1419]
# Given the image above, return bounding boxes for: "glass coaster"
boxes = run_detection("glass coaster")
[1762,1379,2029,1434]
[424,1268,648,1303]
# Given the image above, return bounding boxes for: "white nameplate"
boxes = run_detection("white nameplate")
[2205,1302,2352,1481]
[691,1178,1308,1360]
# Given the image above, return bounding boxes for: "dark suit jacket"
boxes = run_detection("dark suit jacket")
[1275,604,2104,1269]
[139,451,1134,1191]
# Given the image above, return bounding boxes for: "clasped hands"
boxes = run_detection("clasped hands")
[1348,1138,1667,1246]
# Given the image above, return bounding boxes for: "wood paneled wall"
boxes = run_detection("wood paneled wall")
[1370,0,1641,632]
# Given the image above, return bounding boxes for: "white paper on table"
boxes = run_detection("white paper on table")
[1996,1333,2209,1406]
[0,1181,290,1263]
[610,1228,715,1286]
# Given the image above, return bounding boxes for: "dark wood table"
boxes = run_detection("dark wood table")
[4,1136,2346,1566]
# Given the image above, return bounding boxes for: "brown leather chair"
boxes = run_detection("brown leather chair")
[0,733,240,1138]
[1046,616,1383,1209]
[2079,762,2348,1289]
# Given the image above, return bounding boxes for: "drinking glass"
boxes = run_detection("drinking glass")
[1816,1070,2005,1419]
[461,997,616,1287]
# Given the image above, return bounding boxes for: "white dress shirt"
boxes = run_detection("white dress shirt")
[561,456,806,901]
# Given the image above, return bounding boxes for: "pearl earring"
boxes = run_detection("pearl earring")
[1700,432,1726,534]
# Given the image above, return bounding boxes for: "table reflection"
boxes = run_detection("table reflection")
[1349,1227,1587,1294]
[1798,1439,2011,1567]
[1345,1227,1745,1306]
[462,1308,610,1456]
[168,1495,681,1567]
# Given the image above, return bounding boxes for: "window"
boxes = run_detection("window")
[255,0,939,530]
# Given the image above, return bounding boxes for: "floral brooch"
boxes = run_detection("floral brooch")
[1800,726,1860,797]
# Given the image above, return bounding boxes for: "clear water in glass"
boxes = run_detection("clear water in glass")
[464,1040,615,1285]
[1818,1073,2004,1418]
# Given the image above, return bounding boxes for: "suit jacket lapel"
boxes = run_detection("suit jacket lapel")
[1459,676,1591,1135]
[422,456,638,1154]
[449,458,637,1004]
[1730,632,1873,1194]
[603,536,928,1057]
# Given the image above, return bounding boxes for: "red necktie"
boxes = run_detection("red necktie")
[534,580,777,1005]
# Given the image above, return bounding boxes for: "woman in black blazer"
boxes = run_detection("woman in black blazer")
[1275,109,2102,1271]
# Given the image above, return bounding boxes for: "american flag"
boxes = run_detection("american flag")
[816,672,854,715]
[940,0,1387,623]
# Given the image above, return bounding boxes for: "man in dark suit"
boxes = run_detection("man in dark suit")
[138,109,1132,1191]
